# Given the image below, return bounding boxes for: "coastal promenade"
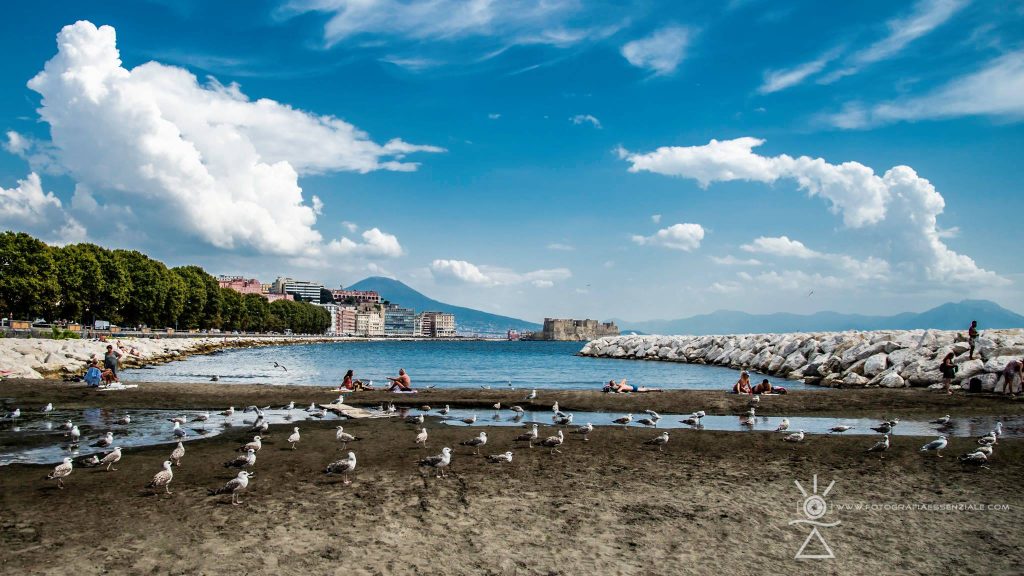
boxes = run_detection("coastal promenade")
[580,329,1024,390]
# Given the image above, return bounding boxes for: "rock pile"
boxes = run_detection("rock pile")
[579,329,1024,390]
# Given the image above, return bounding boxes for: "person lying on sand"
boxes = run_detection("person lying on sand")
[602,379,662,393]
[732,371,752,394]
[752,378,772,394]
[387,368,414,392]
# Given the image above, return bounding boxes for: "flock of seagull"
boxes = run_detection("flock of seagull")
[3,390,1008,505]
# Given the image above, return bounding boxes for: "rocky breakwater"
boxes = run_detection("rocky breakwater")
[0,336,309,380]
[579,329,1024,390]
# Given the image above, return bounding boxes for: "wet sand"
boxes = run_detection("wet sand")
[1,381,1022,575]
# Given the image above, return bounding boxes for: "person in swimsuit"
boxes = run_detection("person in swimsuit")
[733,371,752,394]
[602,379,662,393]
[387,368,413,392]
[341,369,365,390]
[752,378,772,394]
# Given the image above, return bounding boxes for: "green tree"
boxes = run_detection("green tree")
[162,268,186,328]
[172,266,211,329]
[53,243,101,323]
[219,287,242,330]
[0,232,59,319]
[114,250,168,327]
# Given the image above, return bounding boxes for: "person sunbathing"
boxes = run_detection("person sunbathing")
[732,371,753,394]
[752,378,773,394]
[387,368,414,392]
[602,379,662,393]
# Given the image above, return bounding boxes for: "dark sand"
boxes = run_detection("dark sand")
[1,381,1022,575]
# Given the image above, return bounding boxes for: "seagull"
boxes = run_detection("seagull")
[192,412,210,423]
[41,402,53,413]
[680,415,702,426]
[7,408,20,420]
[957,451,988,465]
[438,405,450,416]
[117,415,131,425]
[418,447,452,477]
[866,434,890,456]
[415,428,428,449]
[538,430,565,454]
[553,413,574,426]
[492,403,501,413]
[240,436,262,453]
[612,414,632,428]
[870,422,894,434]
[692,410,706,419]
[643,409,661,419]
[47,457,73,489]
[406,414,425,425]
[749,395,760,407]
[645,431,670,451]
[220,406,235,419]
[992,422,1003,437]
[515,424,539,447]
[225,448,256,469]
[305,403,318,413]
[525,389,537,401]
[61,420,74,431]
[172,421,187,439]
[272,361,287,371]
[100,447,123,471]
[829,425,854,433]
[249,415,269,432]
[509,405,525,415]
[324,451,357,485]
[974,445,994,457]
[210,375,219,382]
[282,401,295,410]
[740,409,756,427]
[775,418,790,432]
[209,471,252,505]
[551,401,559,414]
[636,413,660,427]
[460,431,488,455]
[145,461,174,495]
[90,431,114,448]
[920,435,948,457]
[783,430,805,443]
[978,432,997,446]
[69,425,81,444]
[571,422,594,441]
[335,426,359,449]
[487,451,513,464]
[461,414,477,425]
[307,409,326,420]
[170,441,185,466]
[287,427,301,450]
[930,415,951,426]
[167,415,188,425]
[79,454,101,467]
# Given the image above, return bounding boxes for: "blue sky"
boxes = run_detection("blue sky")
[1,0,1022,322]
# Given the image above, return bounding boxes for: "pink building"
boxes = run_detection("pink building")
[219,276,293,302]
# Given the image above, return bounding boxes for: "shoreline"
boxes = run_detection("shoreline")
[2,379,1021,417]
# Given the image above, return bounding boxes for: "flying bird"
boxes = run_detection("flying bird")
[272,362,287,371]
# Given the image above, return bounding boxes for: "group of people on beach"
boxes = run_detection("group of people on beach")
[84,344,122,387]
[731,371,783,395]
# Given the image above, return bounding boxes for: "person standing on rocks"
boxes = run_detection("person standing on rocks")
[994,358,1024,396]
[968,320,979,359]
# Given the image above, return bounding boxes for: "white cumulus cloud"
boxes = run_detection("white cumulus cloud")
[621,137,1004,286]
[23,21,436,258]
[0,172,86,243]
[327,228,404,258]
[430,259,571,287]
[631,223,705,252]
[620,26,691,76]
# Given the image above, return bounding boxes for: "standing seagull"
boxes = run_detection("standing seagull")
[240,436,262,453]
[437,405,450,416]
[117,415,131,426]
[209,471,252,506]
[41,402,53,413]
[775,418,791,432]
[69,425,81,445]
[47,457,73,489]
[553,413,574,426]
[192,412,210,424]
[866,434,890,457]
[515,424,539,448]
[525,389,537,401]
[645,432,670,452]
[100,447,123,471]
[551,401,560,414]
[335,426,359,449]
[145,461,174,495]
[415,428,428,449]
[460,431,488,455]
[509,405,525,416]
[636,413,660,427]
[487,451,513,464]
[220,406,235,420]
[461,414,477,425]
[61,420,74,431]
[7,408,20,421]
[571,422,594,442]
[418,447,452,477]
[406,414,425,425]
[324,452,357,485]
[612,414,633,429]
[783,430,805,443]
[287,427,301,450]
[920,435,948,457]
[172,422,187,439]
[170,441,185,466]
[930,415,951,426]
[538,430,565,454]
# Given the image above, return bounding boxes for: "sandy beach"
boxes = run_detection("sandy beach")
[0,382,1022,575]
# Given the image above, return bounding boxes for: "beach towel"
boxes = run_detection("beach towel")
[392,390,419,394]
[98,383,139,391]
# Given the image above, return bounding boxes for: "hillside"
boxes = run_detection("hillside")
[619,299,1024,335]
[345,277,541,335]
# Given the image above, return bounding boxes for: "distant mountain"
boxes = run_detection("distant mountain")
[618,300,1024,335]
[346,277,541,335]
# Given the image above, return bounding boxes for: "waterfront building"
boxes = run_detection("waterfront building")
[418,311,456,338]
[355,310,385,337]
[331,289,382,305]
[219,276,293,302]
[272,277,325,303]
[384,305,416,337]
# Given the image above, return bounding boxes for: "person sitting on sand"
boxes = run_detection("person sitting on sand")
[602,379,662,393]
[341,369,374,391]
[84,359,103,387]
[733,371,752,394]
[387,368,413,392]
[752,378,772,394]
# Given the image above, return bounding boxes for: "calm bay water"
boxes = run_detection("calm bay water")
[121,340,813,391]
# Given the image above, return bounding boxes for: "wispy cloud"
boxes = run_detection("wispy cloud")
[430,259,571,287]
[620,26,692,76]
[757,48,840,94]
[569,114,602,128]
[547,242,575,251]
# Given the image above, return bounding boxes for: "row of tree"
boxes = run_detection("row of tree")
[0,232,330,333]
